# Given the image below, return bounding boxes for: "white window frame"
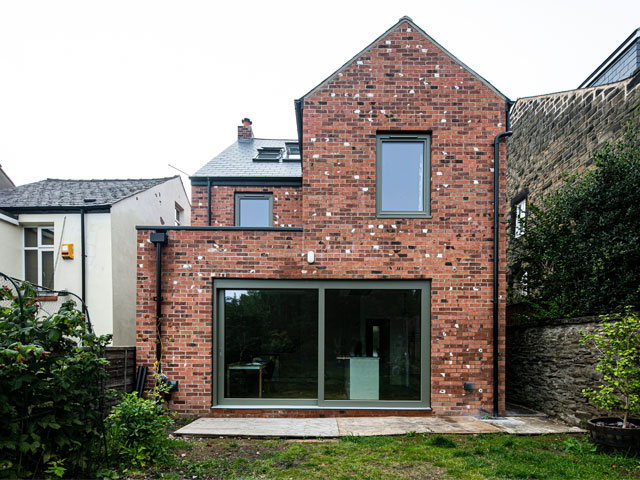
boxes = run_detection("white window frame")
[23,226,55,288]
[175,203,184,226]
[514,198,527,238]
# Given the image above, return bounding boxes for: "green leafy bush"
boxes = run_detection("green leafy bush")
[107,391,174,468]
[580,308,640,427]
[509,121,640,320]
[0,281,112,478]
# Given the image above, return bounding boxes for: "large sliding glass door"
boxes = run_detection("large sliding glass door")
[215,280,429,408]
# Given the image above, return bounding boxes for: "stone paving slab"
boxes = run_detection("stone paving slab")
[337,416,502,436]
[175,417,340,438]
[482,417,586,435]
[175,415,580,438]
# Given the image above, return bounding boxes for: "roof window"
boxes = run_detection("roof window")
[285,142,301,161]
[254,147,283,162]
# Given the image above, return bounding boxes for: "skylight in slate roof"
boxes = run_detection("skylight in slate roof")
[285,142,301,161]
[254,147,283,162]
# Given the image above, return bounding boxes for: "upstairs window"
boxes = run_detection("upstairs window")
[24,226,55,289]
[235,193,273,227]
[376,134,431,218]
[514,198,527,238]
[175,203,184,226]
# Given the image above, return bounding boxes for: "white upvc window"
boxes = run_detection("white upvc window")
[514,198,527,238]
[24,227,55,289]
[175,203,184,226]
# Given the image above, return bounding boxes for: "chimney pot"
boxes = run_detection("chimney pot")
[238,117,253,142]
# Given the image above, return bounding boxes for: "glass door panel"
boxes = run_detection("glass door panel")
[223,289,318,399]
[324,289,421,401]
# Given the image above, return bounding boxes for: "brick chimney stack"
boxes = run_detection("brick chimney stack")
[238,117,253,142]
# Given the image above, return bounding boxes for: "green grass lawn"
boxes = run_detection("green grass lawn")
[134,433,640,480]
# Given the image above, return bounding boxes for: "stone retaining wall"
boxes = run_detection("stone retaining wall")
[506,316,603,425]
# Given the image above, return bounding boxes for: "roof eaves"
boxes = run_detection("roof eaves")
[298,16,509,103]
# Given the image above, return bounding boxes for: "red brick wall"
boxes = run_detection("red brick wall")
[137,20,507,417]
[191,185,302,227]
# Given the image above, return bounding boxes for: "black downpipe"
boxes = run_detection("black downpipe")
[207,177,212,226]
[150,231,168,371]
[155,240,163,369]
[492,100,514,418]
[80,209,86,313]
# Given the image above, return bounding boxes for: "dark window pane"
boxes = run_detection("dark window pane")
[25,250,38,284]
[25,228,38,248]
[41,251,54,289]
[224,289,318,399]
[239,198,270,227]
[41,228,54,246]
[325,289,421,401]
[381,141,424,212]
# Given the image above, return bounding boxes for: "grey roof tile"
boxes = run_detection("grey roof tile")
[0,177,177,209]
[193,139,302,178]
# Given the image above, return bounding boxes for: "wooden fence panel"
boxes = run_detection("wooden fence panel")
[104,347,136,395]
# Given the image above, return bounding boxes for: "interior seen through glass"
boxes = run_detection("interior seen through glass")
[224,289,318,399]
[222,287,422,402]
[325,289,421,401]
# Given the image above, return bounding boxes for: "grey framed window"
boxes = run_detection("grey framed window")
[234,193,273,227]
[213,279,431,409]
[24,226,55,289]
[376,133,431,218]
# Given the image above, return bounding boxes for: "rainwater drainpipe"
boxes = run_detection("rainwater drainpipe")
[80,208,86,312]
[150,231,168,371]
[207,178,212,226]
[492,99,514,418]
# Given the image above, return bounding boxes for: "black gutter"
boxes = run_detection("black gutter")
[136,225,303,232]
[492,99,514,418]
[149,231,168,371]
[80,208,87,310]
[207,177,211,226]
[190,177,302,187]
[0,205,111,214]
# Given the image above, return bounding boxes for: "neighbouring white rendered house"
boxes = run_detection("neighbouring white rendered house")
[0,175,190,346]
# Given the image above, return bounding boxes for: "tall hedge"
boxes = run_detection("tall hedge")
[509,121,640,320]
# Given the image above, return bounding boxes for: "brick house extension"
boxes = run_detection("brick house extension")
[136,16,511,417]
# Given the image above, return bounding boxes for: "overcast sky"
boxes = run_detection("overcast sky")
[1,0,638,192]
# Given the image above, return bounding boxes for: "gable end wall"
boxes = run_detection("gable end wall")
[136,21,508,416]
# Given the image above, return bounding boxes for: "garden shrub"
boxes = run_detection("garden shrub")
[0,281,112,478]
[580,308,640,427]
[106,390,174,468]
[509,121,640,320]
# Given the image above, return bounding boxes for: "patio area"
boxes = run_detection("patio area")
[174,414,584,438]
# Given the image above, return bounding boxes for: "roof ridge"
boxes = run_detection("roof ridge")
[42,176,178,183]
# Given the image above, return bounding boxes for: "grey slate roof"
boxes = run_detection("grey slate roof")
[193,139,302,178]
[0,177,177,209]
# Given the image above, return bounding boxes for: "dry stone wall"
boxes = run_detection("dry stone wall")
[506,317,603,425]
